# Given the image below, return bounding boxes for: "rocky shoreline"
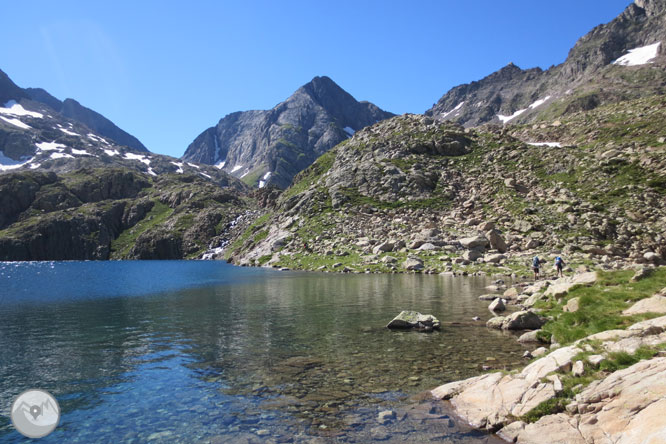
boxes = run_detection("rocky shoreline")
[429,266,666,444]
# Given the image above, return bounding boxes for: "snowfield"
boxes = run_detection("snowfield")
[612,42,661,66]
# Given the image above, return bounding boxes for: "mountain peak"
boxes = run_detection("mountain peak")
[183,77,394,188]
[295,75,353,107]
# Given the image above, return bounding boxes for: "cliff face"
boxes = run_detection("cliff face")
[0,168,250,260]
[182,76,394,189]
[426,0,666,126]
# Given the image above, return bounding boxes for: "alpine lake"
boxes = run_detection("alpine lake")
[0,261,528,443]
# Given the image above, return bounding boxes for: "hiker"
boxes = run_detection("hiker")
[555,255,566,278]
[532,255,541,280]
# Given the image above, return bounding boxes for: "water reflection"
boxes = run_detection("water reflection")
[0,262,524,442]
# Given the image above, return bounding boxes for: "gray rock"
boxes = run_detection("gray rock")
[486,316,506,329]
[572,360,585,377]
[502,311,545,330]
[486,229,508,253]
[459,235,489,249]
[386,311,441,330]
[402,257,424,271]
[485,253,506,263]
[518,330,541,343]
[377,410,396,424]
[631,267,653,282]
[489,298,506,312]
[564,297,580,313]
[588,355,606,367]
[463,249,484,261]
[532,347,548,357]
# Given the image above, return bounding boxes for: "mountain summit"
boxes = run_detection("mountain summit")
[426,0,666,126]
[182,76,394,188]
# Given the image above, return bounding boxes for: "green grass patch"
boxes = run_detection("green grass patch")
[110,201,173,258]
[223,213,272,259]
[281,148,337,200]
[536,268,666,345]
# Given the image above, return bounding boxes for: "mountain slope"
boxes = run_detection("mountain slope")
[182,76,394,188]
[0,68,148,152]
[426,0,666,127]
[225,97,666,273]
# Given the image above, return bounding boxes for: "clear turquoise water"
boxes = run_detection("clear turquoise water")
[0,261,524,443]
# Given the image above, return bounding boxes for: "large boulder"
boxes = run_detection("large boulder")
[402,257,424,271]
[486,316,506,329]
[459,235,489,249]
[489,298,506,312]
[623,295,666,316]
[485,229,508,253]
[544,281,576,298]
[502,311,545,330]
[386,311,441,330]
[372,241,395,254]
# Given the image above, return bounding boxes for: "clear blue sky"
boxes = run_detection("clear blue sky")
[2,1,631,157]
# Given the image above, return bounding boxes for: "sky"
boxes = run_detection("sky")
[2,0,632,158]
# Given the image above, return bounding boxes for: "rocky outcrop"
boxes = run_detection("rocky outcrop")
[182,76,394,188]
[432,314,666,442]
[0,167,249,260]
[503,358,666,444]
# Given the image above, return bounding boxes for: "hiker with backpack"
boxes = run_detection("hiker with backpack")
[555,256,566,278]
[532,255,541,280]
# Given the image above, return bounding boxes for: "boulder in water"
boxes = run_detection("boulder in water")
[387,310,441,331]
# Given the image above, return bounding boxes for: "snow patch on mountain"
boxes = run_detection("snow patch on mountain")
[123,152,151,165]
[36,142,66,152]
[103,148,120,157]
[50,152,74,159]
[0,116,31,129]
[171,162,184,174]
[498,96,551,124]
[441,101,465,119]
[0,100,43,118]
[0,150,31,171]
[612,42,661,66]
[497,108,527,123]
[58,126,79,136]
[71,148,92,156]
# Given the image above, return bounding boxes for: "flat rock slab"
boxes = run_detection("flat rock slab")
[511,358,666,444]
[387,310,441,330]
[623,295,666,315]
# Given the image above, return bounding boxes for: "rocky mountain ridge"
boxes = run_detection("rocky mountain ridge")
[0,69,147,152]
[427,0,666,127]
[0,167,251,260]
[182,76,394,189]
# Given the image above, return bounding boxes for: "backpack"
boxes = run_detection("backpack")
[555,257,563,266]
[532,256,540,267]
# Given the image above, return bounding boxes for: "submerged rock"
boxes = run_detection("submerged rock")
[386,310,441,331]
